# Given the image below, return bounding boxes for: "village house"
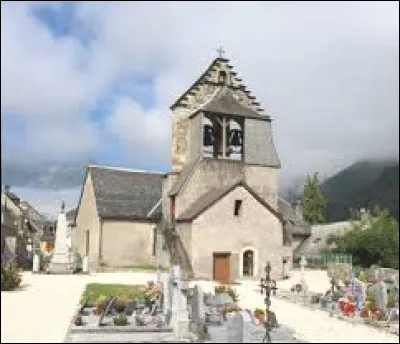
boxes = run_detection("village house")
[72,55,311,281]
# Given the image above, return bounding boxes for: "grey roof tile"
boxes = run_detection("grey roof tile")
[168,158,201,196]
[278,198,311,236]
[89,166,163,221]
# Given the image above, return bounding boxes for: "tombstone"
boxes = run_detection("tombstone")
[192,285,205,324]
[369,281,388,312]
[353,278,366,311]
[160,272,170,316]
[32,254,40,273]
[169,266,182,327]
[98,297,117,326]
[177,291,190,339]
[82,256,89,273]
[227,311,265,343]
[299,256,308,294]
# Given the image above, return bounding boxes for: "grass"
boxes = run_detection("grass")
[81,283,145,303]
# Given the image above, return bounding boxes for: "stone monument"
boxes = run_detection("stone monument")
[299,255,309,293]
[49,201,73,274]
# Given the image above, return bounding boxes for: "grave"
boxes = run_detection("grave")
[65,265,197,343]
[275,265,399,337]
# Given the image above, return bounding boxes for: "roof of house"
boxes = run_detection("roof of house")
[89,166,163,221]
[193,87,269,120]
[66,208,77,223]
[176,179,284,223]
[294,221,352,256]
[278,197,311,236]
[168,158,201,197]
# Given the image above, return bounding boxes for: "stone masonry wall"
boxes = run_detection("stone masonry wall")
[190,186,284,281]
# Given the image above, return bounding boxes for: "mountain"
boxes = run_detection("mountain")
[1,162,86,189]
[321,160,399,222]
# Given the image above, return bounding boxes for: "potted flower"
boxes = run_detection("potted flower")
[115,295,130,313]
[93,295,107,315]
[254,308,265,324]
[113,313,128,326]
[72,314,83,326]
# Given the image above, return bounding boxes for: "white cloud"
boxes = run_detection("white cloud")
[106,97,171,166]
[1,0,398,189]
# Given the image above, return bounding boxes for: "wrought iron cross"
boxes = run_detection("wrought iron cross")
[216,46,225,59]
[259,262,278,343]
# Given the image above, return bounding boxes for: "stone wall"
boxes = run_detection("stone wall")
[74,173,101,269]
[244,118,280,168]
[190,186,284,280]
[101,220,156,267]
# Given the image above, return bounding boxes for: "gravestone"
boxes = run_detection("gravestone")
[192,285,205,324]
[160,272,170,316]
[177,291,190,339]
[369,281,388,311]
[33,254,40,272]
[353,278,366,311]
[227,311,265,343]
[299,256,309,294]
[98,297,117,326]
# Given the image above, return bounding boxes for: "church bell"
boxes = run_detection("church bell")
[203,124,214,146]
[229,129,243,146]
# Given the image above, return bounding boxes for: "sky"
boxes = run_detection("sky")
[1,1,399,217]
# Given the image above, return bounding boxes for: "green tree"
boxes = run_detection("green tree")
[302,172,326,224]
[327,206,399,269]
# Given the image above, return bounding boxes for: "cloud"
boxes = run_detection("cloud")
[1,0,398,194]
[105,97,171,167]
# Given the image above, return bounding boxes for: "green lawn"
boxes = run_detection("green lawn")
[81,283,145,304]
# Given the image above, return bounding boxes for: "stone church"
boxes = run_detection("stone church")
[72,55,310,281]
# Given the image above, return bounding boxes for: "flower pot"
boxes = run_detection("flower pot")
[255,312,265,324]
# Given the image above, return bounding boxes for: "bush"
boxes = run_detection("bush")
[214,285,239,302]
[1,254,22,291]
[94,295,108,311]
[115,295,130,313]
[113,313,128,326]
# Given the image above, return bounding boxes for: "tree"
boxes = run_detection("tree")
[302,172,326,224]
[326,206,399,269]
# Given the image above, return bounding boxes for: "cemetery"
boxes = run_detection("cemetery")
[65,263,305,343]
[275,257,399,336]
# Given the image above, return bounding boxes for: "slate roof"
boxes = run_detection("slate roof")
[194,87,268,120]
[168,158,201,196]
[176,179,284,223]
[89,166,163,221]
[66,208,77,223]
[278,198,311,236]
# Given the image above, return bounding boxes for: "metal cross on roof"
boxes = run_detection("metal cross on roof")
[216,46,225,58]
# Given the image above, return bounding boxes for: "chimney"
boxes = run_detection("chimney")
[292,200,303,221]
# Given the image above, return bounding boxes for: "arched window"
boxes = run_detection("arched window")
[218,70,227,84]
[243,250,254,277]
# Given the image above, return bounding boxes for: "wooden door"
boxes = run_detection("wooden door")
[213,252,231,283]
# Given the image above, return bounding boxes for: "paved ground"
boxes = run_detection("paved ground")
[1,269,399,343]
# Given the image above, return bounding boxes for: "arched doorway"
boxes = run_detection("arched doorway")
[242,250,254,277]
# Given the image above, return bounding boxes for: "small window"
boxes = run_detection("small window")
[218,70,227,84]
[234,200,242,216]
